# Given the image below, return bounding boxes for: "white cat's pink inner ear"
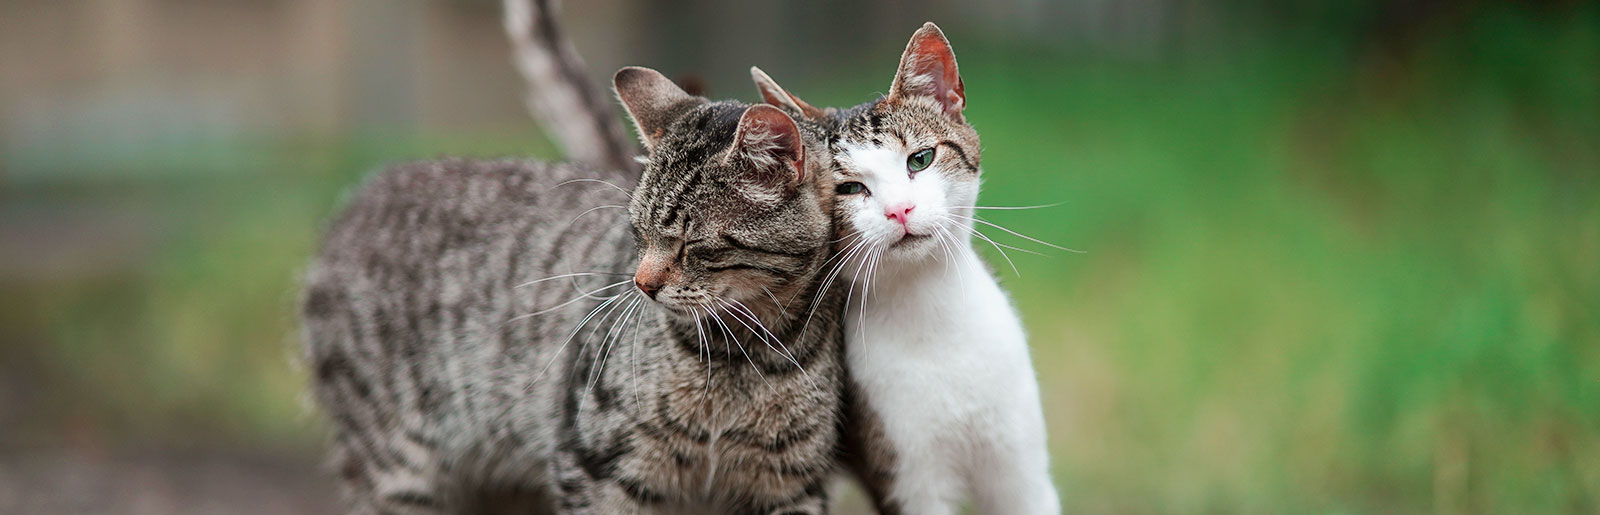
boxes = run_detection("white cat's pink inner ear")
[891,24,966,116]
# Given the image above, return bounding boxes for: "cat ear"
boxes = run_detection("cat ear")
[614,66,702,151]
[886,22,965,120]
[726,104,805,189]
[750,67,826,121]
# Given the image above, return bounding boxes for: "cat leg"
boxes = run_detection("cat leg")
[547,446,657,515]
[736,480,830,515]
[892,488,958,515]
[330,432,454,515]
[755,495,829,515]
[968,437,1059,515]
[886,453,960,515]
[971,468,1058,515]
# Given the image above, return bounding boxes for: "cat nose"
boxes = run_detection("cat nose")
[635,258,668,299]
[885,203,915,227]
[635,277,661,299]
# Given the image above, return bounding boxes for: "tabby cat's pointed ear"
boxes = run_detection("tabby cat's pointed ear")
[750,67,826,121]
[886,22,965,120]
[726,104,805,189]
[614,66,702,151]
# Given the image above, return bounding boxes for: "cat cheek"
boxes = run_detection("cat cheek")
[850,209,878,234]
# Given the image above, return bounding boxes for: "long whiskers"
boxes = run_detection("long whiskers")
[716,297,816,389]
[505,279,632,323]
[967,202,1064,211]
[579,295,642,417]
[525,292,625,389]
[554,178,631,196]
[629,299,644,409]
[946,212,1084,253]
[797,235,874,338]
[758,285,789,318]
[947,219,1047,256]
[932,223,969,296]
[688,306,712,401]
[567,204,626,227]
[514,271,630,289]
[705,307,776,394]
[962,222,1022,276]
[853,245,885,341]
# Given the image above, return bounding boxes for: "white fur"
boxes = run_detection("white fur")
[837,142,1059,514]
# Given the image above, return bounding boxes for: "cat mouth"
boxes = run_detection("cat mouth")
[655,297,718,316]
[891,233,931,248]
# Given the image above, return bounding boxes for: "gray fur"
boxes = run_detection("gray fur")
[302,83,848,512]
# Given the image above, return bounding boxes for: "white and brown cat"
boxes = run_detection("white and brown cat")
[754,23,1060,515]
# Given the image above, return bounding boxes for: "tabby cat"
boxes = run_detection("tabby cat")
[752,23,1061,514]
[301,66,851,514]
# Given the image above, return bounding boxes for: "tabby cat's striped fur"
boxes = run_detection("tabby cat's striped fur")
[302,67,848,514]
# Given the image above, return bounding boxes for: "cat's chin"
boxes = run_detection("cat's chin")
[652,301,704,316]
[654,300,742,320]
[883,233,938,259]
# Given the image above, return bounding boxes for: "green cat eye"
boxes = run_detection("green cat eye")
[907,148,935,172]
[835,182,868,195]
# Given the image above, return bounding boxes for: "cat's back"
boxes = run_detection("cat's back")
[314,158,626,262]
[301,157,636,442]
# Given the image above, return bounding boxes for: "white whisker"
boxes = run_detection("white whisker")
[567,204,626,227]
[968,202,1064,211]
[942,217,1021,277]
[629,300,645,410]
[841,242,876,335]
[719,297,816,389]
[948,213,1084,253]
[554,178,631,196]
[690,307,712,400]
[707,308,775,394]
[514,271,629,289]
[758,285,789,317]
[933,223,968,297]
[857,245,884,342]
[972,228,1022,276]
[505,279,632,322]
[577,295,637,417]
[526,293,624,388]
[585,297,641,404]
[798,236,873,336]
[946,222,1048,257]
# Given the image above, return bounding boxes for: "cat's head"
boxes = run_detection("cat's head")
[753,23,978,265]
[614,67,834,319]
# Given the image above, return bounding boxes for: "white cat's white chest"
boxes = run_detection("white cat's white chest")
[846,274,1028,423]
[843,247,1057,514]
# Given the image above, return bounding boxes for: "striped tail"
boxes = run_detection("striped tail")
[503,0,639,173]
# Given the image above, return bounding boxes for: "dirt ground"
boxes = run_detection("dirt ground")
[0,447,338,515]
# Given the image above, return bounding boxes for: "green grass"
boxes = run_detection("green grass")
[5,7,1597,512]
[957,19,1600,512]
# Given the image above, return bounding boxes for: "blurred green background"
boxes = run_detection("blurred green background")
[2,0,1596,512]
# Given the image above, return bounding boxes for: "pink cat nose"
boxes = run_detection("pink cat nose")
[885,203,915,227]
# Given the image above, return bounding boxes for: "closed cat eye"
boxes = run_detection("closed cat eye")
[835,182,869,195]
[906,148,935,173]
